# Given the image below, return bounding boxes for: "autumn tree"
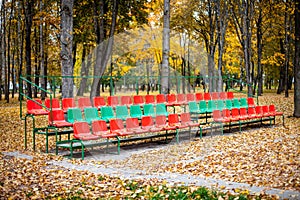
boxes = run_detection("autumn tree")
[294,0,300,117]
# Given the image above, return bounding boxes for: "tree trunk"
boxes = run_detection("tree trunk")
[17,1,24,101]
[90,0,118,99]
[40,0,46,100]
[257,1,263,96]
[161,0,170,94]
[61,0,74,98]
[34,27,39,98]
[294,0,300,117]
[77,45,90,96]
[24,0,34,98]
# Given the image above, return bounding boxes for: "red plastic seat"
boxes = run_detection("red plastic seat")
[211,92,219,100]
[120,96,132,107]
[167,113,187,129]
[222,109,232,121]
[73,121,100,140]
[62,98,76,113]
[156,94,166,103]
[247,97,255,108]
[145,94,156,104]
[141,116,160,132]
[92,120,117,138]
[45,98,61,112]
[126,117,147,134]
[255,106,263,118]
[93,96,106,109]
[175,94,187,105]
[269,104,283,116]
[262,105,272,117]
[186,93,195,102]
[78,97,92,110]
[107,96,119,107]
[48,109,73,127]
[239,108,249,120]
[204,93,211,101]
[195,93,204,102]
[166,94,176,106]
[133,95,144,105]
[247,107,261,119]
[27,99,48,115]
[219,92,227,100]
[155,115,168,131]
[230,108,242,121]
[110,118,133,136]
[180,112,200,127]
[226,92,234,99]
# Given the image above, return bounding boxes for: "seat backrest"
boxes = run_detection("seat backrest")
[100,106,115,119]
[145,95,155,104]
[195,93,204,101]
[67,108,83,123]
[92,120,108,132]
[186,93,195,102]
[120,96,132,106]
[133,95,144,105]
[225,99,233,110]
[62,98,76,111]
[126,117,140,129]
[84,107,100,123]
[116,105,129,119]
[45,98,60,110]
[222,109,231,118]
[262,105,269,114]
[48,109,65,124]
[212,110,222,120]
[199,100,207,112]
[232,98,240,108]
[93,96,106,108]
[141,116,154,128]
[73,122,90,137]
[180,112,191,123]
[188,101,199,113]
[27,99,43,110]
[204,93,211,101]
[166,94,176,103]
[176,94,186,103]
[130,105,143,118]
[255,106,262,114]
[107,96,119,107]
[143,104,155,116]
[78,97,92,110]
[155,115,167,126]
[247,97,255,107]
[168,113,179,125]
[110,118,124,131]
[240,107,248,116]
[240,98,248,108]
[219,92,227,100]
[231,108,240,117]
[156,103,168,116]
[247,107,256,115]
[227,92,234,99]
[156,94,166,103]
[211,92,219,100]
[217,100,225,110]
[207,100,216,111]
[269,104,276,112]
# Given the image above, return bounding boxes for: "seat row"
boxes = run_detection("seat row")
[26,92,236,116]
[211,104,284,134]
[188,97,256,115]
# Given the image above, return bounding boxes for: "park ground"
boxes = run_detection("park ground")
[0,91,299,199]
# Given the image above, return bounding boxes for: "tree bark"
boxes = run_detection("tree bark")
[77,45,90,96]
[40,0,46,100]
[294,0,300,117]
[61,0,74,98]
[161,0,170,94]
[257,1,263,96]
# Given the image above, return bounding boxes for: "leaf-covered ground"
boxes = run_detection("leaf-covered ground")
[0,93,299,199]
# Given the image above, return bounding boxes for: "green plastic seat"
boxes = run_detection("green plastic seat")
[156,103,168,116]
[239,98,248,108]
[143,104,156,117]
[232,98,241,109]
[116,105,130,120]
[206,100,217,113]
[67,108,84,123]
[100,106,115,122]
[130,105,143,119]
[225,99,233,110]
[216,100,225,111]
[84,107,101,124]
[188,101,201,114]
[199,100,207,114]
